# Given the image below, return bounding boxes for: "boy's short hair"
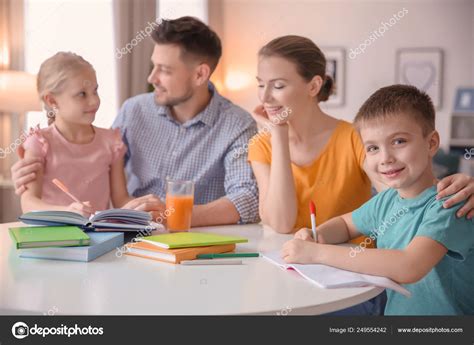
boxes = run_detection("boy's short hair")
[151,16,222,74]
[354,84,435,136]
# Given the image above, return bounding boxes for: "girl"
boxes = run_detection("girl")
[21,52,133,217]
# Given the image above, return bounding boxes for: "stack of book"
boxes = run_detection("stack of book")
[125,232,248,264]
[9,225,124,262]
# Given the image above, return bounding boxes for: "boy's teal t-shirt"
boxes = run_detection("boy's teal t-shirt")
[352,186,474,315]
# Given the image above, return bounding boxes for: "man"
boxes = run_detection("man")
[12,16,260,226]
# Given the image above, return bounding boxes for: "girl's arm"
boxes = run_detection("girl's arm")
[282,236,447,284]
[20,150,91,215]
[109,156,133,208]
[251,124,298,234]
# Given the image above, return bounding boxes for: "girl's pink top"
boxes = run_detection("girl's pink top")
[23,124,127,211]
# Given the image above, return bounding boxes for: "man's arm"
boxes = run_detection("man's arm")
[192,197,240,227]
[221,123,260,224]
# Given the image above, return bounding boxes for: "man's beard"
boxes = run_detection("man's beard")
[154,85,194,107]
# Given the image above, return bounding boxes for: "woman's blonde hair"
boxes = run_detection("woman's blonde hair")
[37,52,94,125]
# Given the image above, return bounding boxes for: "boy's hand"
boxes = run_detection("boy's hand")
[67,201,94,217]
[281,239,320,264]
[294,228,315,241]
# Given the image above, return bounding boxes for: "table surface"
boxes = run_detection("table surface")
[0,222,383,315]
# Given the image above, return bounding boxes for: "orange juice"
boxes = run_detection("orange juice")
[166,195,194,232]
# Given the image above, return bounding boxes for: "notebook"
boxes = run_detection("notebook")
[125,242,236,264]
[9,226,90,249]
[18,232,124,262]
[263,251,411,296]
[136,232,248,249]
[19,209,155,232]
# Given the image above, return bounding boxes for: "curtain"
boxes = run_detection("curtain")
[112,0,157,107]
[0,0,25,179]
[0,0,24,221]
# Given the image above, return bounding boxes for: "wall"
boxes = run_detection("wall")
[215,0,474,148]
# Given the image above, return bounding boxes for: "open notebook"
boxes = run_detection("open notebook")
[263,251,411,297]
[19,209,155,232]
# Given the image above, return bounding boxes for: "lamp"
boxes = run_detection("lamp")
[0,70,41,183]
[0,71,41,113]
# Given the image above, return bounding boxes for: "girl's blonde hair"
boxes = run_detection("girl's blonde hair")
[37,52,94,125]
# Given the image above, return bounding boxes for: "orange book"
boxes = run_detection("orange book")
[125,242,235,264]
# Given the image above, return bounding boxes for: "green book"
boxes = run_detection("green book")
[136,232,248,249]
[9,226,90,249]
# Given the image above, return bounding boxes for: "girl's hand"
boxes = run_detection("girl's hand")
[436,173,474,219]
[67,201,94,217]
[294,228,315,242]
[281,238,319,264]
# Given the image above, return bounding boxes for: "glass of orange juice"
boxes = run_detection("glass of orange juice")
[165,180,194,232]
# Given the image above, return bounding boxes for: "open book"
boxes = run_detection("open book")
[263,251,411,297]
[19,209,156,232]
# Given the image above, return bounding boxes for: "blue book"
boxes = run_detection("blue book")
[18,232,124,262]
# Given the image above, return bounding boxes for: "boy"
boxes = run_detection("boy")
[282,85,474,315]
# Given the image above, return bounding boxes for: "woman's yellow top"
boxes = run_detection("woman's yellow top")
[248,120,373,245]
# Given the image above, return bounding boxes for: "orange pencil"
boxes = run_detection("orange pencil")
[52,178,81,203]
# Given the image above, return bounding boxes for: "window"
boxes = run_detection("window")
[24,0,118,129]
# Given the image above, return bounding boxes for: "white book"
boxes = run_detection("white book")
[263,251,411,297]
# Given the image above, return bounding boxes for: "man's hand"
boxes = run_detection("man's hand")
[122,194,167,222]
[437,173,474,219]
[11,153,43,195]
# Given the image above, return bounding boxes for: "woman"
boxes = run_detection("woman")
[248,35,474,238]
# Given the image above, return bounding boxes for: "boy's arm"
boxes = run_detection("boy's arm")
[297,212,363,244]
[283,236,447,284]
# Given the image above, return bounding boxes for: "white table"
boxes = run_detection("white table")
[0,222,383,315]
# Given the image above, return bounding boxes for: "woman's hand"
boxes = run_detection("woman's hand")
[251,105,290,132]
[436,173,474,219]
[281,238,320,264]
[67,201,94,217]
[294,227,315,241]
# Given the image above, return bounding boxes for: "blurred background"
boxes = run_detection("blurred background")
[1,0,473,222]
